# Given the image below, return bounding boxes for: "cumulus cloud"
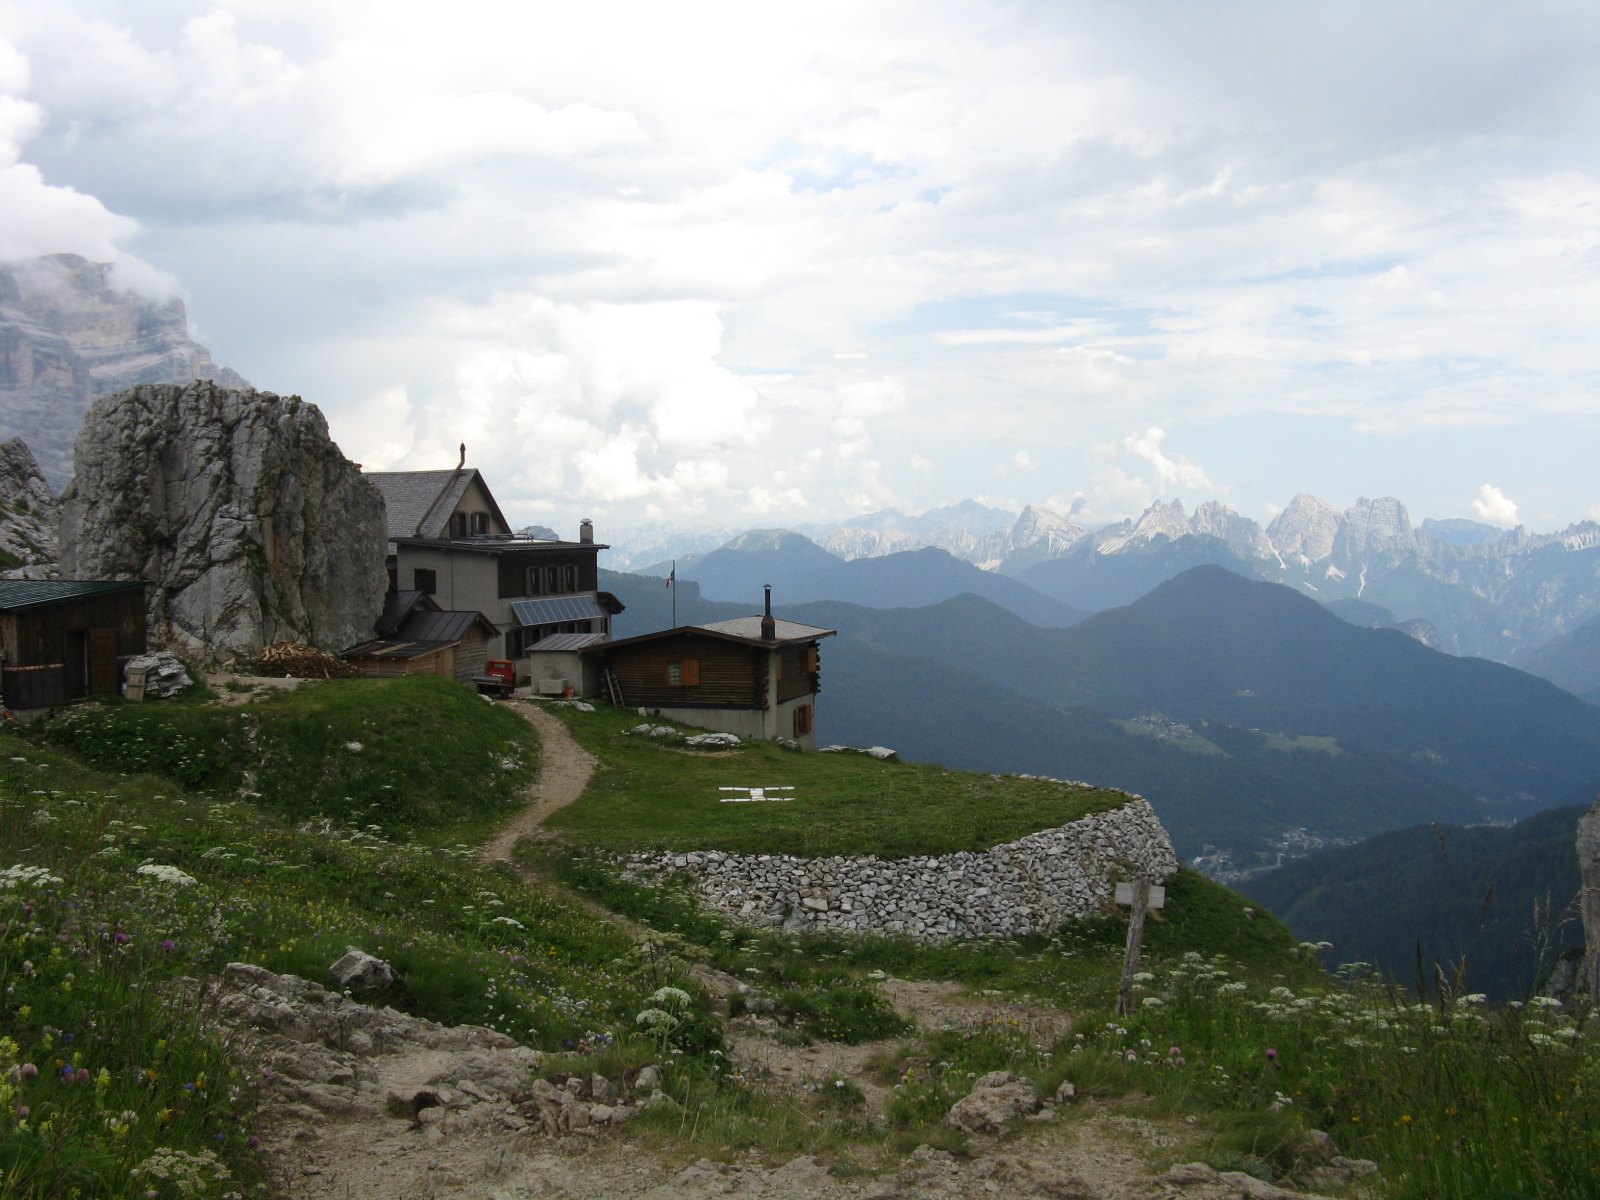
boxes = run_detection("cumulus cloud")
[0,35,139,262]
[5,4,1599,527]
[1471,484,1520,527]
[1122,427,1217,493]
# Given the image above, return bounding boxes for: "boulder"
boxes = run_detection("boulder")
[123,652,192,699]
[57,382,387,658]
[328,947,397,996]
[686,732,742,749]
[943,1071,1041,1134]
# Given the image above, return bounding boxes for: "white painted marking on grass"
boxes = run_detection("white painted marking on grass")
[718,786,796,803]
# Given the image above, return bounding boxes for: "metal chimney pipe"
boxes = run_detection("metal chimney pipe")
[579,518,594,544]
[761,584,775,640]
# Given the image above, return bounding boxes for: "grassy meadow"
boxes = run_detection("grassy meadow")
[2,678,1598,1199]
[543,702,1127,857]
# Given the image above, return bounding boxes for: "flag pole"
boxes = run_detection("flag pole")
[670,559,677,627]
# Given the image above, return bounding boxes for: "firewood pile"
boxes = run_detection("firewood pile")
[252,641,363,679]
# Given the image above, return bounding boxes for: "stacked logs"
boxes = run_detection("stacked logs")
[253,641,363,679]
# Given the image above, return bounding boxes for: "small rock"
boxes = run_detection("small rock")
[328,947,395,996]
[1053,1080,1077,1105]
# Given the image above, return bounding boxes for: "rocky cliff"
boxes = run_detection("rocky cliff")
[0,254,250,488]
[0,437,58,576]
[58,382,388,658]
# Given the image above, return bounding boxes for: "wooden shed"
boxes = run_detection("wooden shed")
[0,579,148,710]
[341,604,497,684]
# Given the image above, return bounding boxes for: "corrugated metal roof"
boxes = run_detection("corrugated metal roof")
[511,595,607,626]
[0,579,147,613]
[696,616,837,642]
[398,609,495,643]
[529,632,606,651]
[341,639,456,661]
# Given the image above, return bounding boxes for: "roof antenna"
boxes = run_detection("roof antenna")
[457,442,466,470]
[761,584,776,640]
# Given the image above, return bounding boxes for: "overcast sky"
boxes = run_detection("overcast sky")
[3,1,1597,533]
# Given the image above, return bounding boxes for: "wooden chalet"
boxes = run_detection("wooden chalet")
[0,579,148,710]
[585,588,835,748]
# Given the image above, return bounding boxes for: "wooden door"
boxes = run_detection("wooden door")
[88,628,119,696]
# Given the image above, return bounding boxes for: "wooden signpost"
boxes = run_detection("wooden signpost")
[1114,877,1165,1016]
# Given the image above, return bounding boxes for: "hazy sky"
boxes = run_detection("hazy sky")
[3,1,1597,533]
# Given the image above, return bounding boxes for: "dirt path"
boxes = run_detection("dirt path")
[481,700,598,863]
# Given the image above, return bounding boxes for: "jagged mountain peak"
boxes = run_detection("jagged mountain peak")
[1,254,250,488]
[1266,494,1341,563]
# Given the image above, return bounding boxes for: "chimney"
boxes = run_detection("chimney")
[579,518,594,544]
[457,442,466,469]
[760,584,776,640]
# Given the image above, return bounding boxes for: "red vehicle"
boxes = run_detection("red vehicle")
[474,659,516,698]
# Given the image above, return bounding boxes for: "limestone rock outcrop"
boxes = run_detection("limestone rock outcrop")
[0,437,57,576]
[58,382,387,658]
[1,254,250,488]
[1580,795,1600,1001]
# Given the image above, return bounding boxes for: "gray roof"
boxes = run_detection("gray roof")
[696,616,837,643]
[530,632,607,651]
[365,470,474,539]
[341,608,496,660]
[376,589,438,637]
[0,579,146,613]
[511,595,608,627]
[590,617,836,654]
[400,610,497,643]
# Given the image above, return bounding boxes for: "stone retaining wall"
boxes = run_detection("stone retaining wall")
[615,796,1179,941]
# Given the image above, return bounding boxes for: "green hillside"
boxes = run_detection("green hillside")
[7,675,1599,1200]
[1240,805,1589,1001]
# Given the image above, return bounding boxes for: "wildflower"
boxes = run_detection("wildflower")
[19,1063,37,1079]
[136,864,198,887]
[1265,1048,1278,1061]
[161,939,176,952]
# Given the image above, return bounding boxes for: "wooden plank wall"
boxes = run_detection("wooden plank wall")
[775,642,820,703]
[607,635,765,708]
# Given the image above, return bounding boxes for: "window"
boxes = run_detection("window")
[470,512,489,535]
[450,512,468,538]
[667,659,700,686]
[563,564,577,591]
[413,568,437,595]
[793,704,813,737]
[524,566,543,595]
[544,565,560,594]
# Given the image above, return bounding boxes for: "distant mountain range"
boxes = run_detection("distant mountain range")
[608,494,1600,688]
[602,566,1600,865]
[1,254,250,488]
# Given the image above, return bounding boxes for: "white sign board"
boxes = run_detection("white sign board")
[718,786,796,804]
[1115,882,1166,909]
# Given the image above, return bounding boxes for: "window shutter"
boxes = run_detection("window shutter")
[683,659,700,686]
[805,646,819,673]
